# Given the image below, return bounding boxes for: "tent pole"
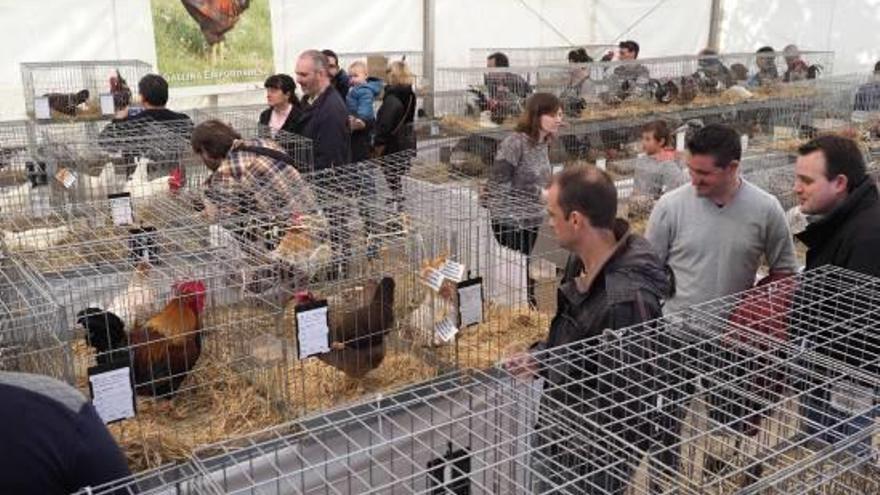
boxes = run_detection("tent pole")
[707,0,723,51]
[422,0,436,118]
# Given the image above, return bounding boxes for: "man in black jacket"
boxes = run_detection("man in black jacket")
[321,49,350,99]
[293,50,351,172]
[0,371,130,494]
[792,134,879,454]
[794,135,880,276]
[505,165,670,494]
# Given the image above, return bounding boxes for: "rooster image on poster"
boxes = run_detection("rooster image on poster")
[181,0,251,63]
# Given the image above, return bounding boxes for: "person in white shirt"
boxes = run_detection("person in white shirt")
[646,123,798,315]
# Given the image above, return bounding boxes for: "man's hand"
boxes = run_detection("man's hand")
[502,348,538,381]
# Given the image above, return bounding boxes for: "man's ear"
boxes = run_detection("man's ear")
[833,174,849,194]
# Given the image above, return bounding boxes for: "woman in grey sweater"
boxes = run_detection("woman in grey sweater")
[486,93,563,308]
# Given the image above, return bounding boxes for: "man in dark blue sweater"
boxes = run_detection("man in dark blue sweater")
[293,50,351,172]
[0,371,130,494]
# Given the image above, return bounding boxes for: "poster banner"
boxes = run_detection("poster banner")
[150,0,274,87]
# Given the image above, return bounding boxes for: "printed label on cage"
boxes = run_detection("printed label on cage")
[55,168,77,188]
[676,130,686,151]
[88,366,136,424]
[596,158,607,171]
[440,260,466,283]
[435,318,459,343]
[100,93,115,116]
[34,97,51,119]
[740,134,749,152]
[109,193,134,226]
[430,122,440,136]
[551,163,564,175]
[421,268,445,292]
[457,279,483,328]
[295,301,331,359]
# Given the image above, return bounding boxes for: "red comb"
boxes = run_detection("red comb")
[169,168,183,193]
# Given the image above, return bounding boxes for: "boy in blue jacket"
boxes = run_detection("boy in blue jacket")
[346,61,383,126]
[346,61,384,161]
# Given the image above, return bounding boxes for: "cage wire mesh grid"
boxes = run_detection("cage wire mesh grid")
[20,59,152,121]
[302,150,570,374]
[0,194,212,272]
[0,118,197,214]
[6,209,295,472]
[71,461,213,495]
[469,44,618,67]
[191,285,878,494]
[0,255,72,383]
[189,105,315,173]
[436,51,832,129]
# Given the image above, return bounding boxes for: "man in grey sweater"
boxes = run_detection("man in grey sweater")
[646,124,798,315]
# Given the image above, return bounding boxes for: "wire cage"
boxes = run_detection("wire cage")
[0,254,72,383]
[0,194,211,271]
[469,44,617,67]
[307,149,570,373]
[20,59,153,121]
[0,119,54,218]
[436,51,833,130]
[7,209,294,472]
[335,50,424,86]
[189,104,315,173]
[191,287,879,494]
[71,461,215,495]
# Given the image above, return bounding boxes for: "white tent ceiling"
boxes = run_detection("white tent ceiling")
[0,0,877,119]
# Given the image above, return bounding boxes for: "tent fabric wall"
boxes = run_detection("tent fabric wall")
[718,0,880,75]
[6,0,876,120]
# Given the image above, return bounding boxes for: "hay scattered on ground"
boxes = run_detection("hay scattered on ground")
[437,305,551,370]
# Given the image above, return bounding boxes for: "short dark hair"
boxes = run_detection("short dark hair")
[757,46,775,54]
[798,135,867,192]
[874,60,880,74]
[619,40,640,57]
[515,93,561,142]
[191,120,242,159]
[686,123,741,169]
[553,165,617,229]
[264,74,299,105]
[138,74,169,107]
[642,120,672,148]
[567,48,592,64]
[320,49,339,65]
[487,52,510,68]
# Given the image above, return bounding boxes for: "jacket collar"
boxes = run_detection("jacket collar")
[559,219,631,305]
[796,177,879,247]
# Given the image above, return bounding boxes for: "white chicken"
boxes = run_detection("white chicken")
[106,262,158,332]
[0,182,32,214]
[124,158,172,199]
[78,162,118,200]
[2,225,70,251]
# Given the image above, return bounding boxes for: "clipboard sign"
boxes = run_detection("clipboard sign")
[87,363,136,424]
[294,299,331,359]
[109,192,134,226]
[457,277,484,329]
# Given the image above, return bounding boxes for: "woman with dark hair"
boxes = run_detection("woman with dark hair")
[486,93,563,308]
[259,74,301,138]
